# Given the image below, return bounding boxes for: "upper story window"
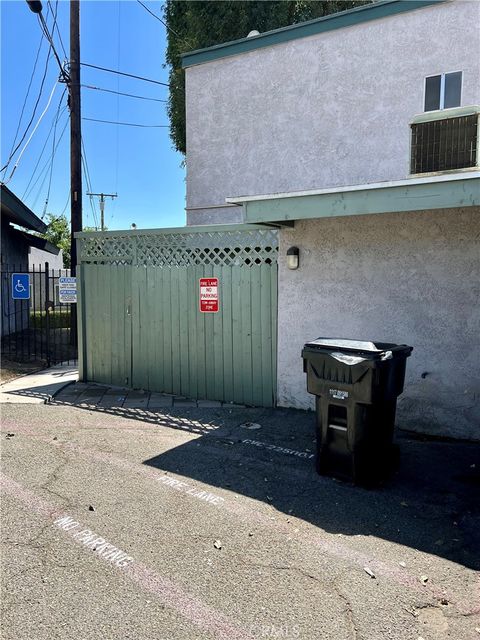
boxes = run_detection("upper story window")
[424,71,462,111]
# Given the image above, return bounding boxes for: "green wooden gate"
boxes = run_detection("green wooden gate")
[76,225,278,406]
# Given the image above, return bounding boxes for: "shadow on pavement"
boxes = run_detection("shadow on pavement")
[143,409,480,571]
[53,394,480,570]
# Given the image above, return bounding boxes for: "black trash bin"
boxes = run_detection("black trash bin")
[302,338,413,485]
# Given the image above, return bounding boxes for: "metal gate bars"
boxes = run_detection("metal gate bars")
[76,226,278,407]
[1,263,78,367]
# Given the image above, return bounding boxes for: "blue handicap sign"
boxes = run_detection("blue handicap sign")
[11,273,30,300]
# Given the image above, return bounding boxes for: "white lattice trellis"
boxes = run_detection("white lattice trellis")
[78,229,278,267]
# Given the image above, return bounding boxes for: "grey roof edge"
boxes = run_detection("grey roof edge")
[1,184,47,233]
[13,228,60,255]
[181,0,446,69]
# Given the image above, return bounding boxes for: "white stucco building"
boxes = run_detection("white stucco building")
[182,0,480,439]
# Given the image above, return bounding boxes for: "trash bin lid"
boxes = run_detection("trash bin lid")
[303,338,413,359]
[306,338,383,351]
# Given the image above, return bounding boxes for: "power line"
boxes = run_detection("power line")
[42,88,66,218]
[81,84,167,102]
[81,137,99,229]
[4,81,59,183]
[80,62,169,87]
[47,0,67,59]
[38,11,69,84]
[22,90,67,199]
[1,44,52,175]
[3,31,45,177]
[29,113,69,210]
[136,0,187,42]
[83,117,168,128]
[25,109,69,203]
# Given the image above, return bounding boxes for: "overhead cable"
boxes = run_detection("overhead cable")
[4,81,59,183]
[136,0,191,44]
[47,0,67,59]
[3,31,45,178]
[81,62,169,87]
[81,84,167,102]
[1,46,52,175]
[83,117,168,128]
[22,91,67,199]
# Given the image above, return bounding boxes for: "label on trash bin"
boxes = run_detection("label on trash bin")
[199,278,219,313]
[329,389,349,400]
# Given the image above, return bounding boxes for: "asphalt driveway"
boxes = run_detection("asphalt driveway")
[1,385,479,639]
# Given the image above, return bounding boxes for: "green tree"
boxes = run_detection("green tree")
[164,0,371,154]
[42,213,71,268]
[41,215,104,269]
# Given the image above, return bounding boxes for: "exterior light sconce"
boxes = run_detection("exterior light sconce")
[286,246,300,270]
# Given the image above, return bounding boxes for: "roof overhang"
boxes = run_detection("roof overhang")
[1,184,47,233]
[181,0,445,69]
[226,173,480,225]
[10,228,60,255]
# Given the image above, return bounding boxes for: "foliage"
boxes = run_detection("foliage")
[40,216,106,269]
[164,0,372,154]
[42,213,71,268]
[30,310,71,329]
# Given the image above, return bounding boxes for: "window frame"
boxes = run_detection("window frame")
[424,70,463,112]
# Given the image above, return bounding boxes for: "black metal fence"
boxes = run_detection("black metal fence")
[1,263,77,367]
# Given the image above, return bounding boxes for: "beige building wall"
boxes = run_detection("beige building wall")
[277,206,480,440]
[185,0,480,225]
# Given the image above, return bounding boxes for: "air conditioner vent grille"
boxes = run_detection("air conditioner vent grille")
[411,114,478,174]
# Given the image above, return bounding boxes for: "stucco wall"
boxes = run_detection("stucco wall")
[277,207,480,441]
[185,0,480,225]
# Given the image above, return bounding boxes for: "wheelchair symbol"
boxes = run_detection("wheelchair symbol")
[11,273,30,299]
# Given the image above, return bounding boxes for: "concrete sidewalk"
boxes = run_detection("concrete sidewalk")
[54,381,243,409]
[0,363,78,404]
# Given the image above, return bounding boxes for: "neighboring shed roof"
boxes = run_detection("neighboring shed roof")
[182,0,444,68]
[1,184,47,234]
[10,228,60,256]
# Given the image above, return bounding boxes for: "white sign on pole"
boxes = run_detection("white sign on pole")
[59,277,77,303]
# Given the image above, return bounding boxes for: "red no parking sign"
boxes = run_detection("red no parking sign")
[199,278,219,313]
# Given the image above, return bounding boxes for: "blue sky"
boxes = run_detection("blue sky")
[1,0,186,230]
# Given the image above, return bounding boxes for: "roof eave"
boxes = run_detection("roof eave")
[181,0,445,69]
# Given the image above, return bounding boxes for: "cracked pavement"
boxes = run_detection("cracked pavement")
[1,392,479,639]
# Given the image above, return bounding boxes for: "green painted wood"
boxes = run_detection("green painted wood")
[187,266,198,399]
[212,267,224,401]
[204,265,216,401]
[123,266,133,387]
[220,266,233,403]
[77,230,278,406]
[162,267,173,394]
[260,265,273,406]
[231,266,243,404]
[195,265,207,399]
[181,1,443,68]
[76,265,86,381]
[109,265,120,385]
[177,267,189,396]
[170,267,181,394]
[240,266,253,405]
[270,263,278,405]
[244,176,480,224]
[250,266,263,407]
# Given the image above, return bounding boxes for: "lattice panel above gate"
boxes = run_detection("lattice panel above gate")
[78,228,278,267]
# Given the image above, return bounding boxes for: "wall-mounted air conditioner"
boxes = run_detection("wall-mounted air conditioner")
[410,106,479,175]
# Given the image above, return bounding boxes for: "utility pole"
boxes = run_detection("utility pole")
[86,192,117,231]
[26,0,82,271]
[69,0,82,275]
